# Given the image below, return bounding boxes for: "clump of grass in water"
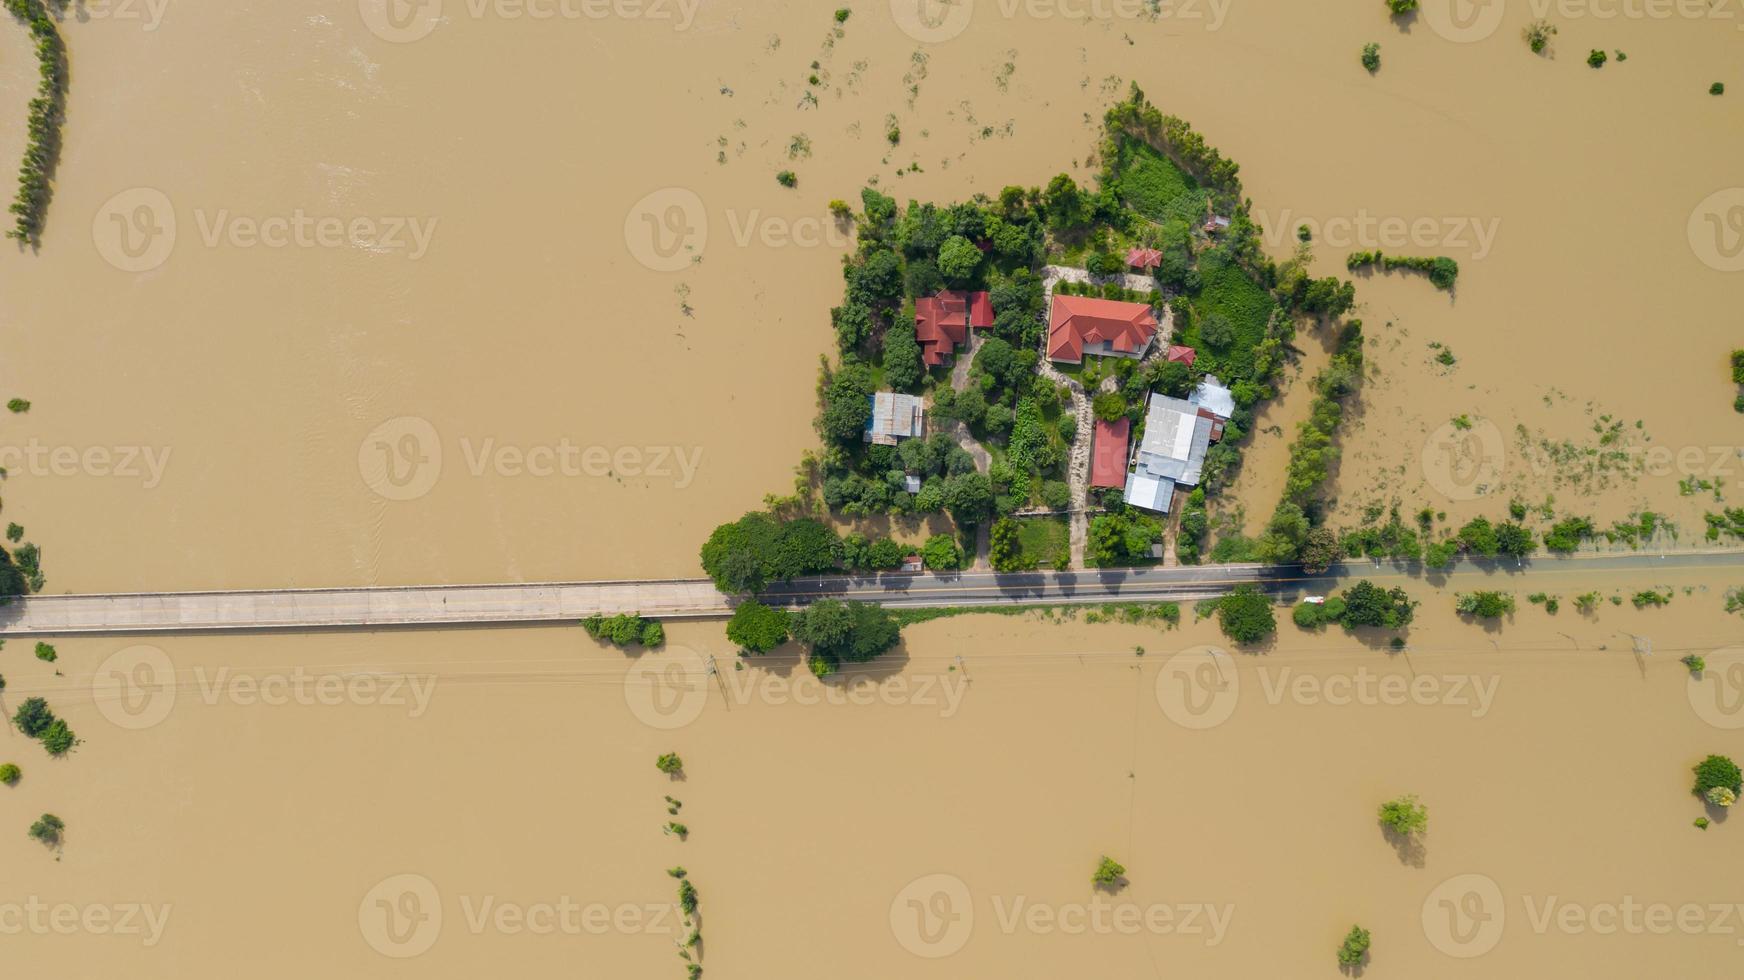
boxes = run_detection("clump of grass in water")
[1522,18,1555,54]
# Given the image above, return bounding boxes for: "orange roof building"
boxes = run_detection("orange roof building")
[1047,293,1159,364]
[914,290,994,367]
[1090,417,1131,489]
[1165,344,1198,367]
[1125,246,1163,270]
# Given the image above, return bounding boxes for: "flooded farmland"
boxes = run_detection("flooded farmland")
[0,1,1740,976]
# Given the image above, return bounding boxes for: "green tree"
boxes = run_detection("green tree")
[0,763,17,785]
[1456,516,1499,557]
[1455,591,1514,618]
[12,697,54,738]
[1378,794,1428,835]
[1092,390,1127,422]
[793,599,902,673]
[1693,755,1742,797]
[937,235,982,284]
[1217,586,1276,644]
[1340,580,1415,629]
[832,303,874,353]
[921,534,964,571]
[656,753,684,776]
[1298,527,1342,574]
[1495,521,1536,557]
[943,471,995,526]
[726,600,792,653]
[1092,856,1126,888]
[28,813,63,847]
[883,319,924,392]
[1199,312,1236,350]
[1337,925,1371,967]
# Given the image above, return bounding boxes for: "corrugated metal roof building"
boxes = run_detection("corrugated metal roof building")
[865,392,926,446]
[1123,392,1214,514]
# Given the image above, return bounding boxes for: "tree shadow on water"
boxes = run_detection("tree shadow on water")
[1378,822,1427,868]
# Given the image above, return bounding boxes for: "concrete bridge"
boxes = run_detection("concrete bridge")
[1,550,1738,636]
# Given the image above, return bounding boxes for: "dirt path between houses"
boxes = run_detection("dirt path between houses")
[937,329,993,568]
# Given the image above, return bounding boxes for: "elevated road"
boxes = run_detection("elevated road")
[0,550,1738,636]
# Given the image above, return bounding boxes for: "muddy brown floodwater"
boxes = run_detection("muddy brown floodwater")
[0,1,1740,976]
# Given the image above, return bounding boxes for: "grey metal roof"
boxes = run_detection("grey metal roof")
[1125,392,1212,511]
[1190,375,1236,420]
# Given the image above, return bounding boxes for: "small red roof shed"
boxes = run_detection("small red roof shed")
[1090,417,1131,489]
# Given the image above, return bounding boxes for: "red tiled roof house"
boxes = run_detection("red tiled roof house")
[1165,344,1198,367]
[1125,246,1162,271]
[1090,417,1131,490]
[913,290,994,367]
[1047,293,1159,364]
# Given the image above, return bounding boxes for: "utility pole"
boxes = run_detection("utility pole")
[954,655,970,682]
[704,654,730,708]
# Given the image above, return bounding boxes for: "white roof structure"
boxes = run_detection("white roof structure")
[1190,375,1236,420]
[865,392,925,446]
[1123,392,1215,514]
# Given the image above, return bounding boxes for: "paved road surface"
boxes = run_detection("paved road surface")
[1,549,1739,636]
